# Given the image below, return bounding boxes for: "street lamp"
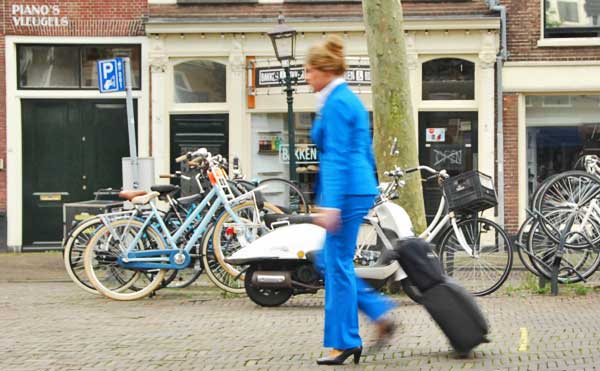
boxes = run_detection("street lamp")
[268,13,298,182]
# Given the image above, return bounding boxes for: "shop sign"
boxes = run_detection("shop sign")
[254,65,371,88]
[279,144,319,164]
[11,4,69,27]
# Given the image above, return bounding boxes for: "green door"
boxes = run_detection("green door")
[170,114,228,195]
[22,99,136,247]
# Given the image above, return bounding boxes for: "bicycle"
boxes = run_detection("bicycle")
[83,148,282,300]
[514,155,600,283]
[355,143,513,297]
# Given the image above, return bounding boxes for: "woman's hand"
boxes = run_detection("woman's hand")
[313,207,341,233]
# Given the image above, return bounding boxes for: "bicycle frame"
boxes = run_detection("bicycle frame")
[97,183,260,271]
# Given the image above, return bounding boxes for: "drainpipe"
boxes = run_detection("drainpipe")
[486,0,508,228]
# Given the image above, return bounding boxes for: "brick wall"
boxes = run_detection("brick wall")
[149,1,491,18]
[3,1,146,37]
[506,0,600,61]
[502,93,519,234]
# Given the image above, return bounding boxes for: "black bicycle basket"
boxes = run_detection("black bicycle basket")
[442,170,497,213]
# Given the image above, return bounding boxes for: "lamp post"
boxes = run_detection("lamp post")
[268,13,298,183]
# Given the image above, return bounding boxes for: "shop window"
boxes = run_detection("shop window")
[174,60,226,103]
[18,44,141,89]
[526,95,600,200]
[544,0,600,38]
[422,58,474,100]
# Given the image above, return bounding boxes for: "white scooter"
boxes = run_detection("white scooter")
[225,139,422,307]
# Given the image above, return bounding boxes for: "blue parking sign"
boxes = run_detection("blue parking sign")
[97,58,125,93]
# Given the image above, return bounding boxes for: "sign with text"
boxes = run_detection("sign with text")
[279,144,319,165]
[11,4,69,27]
[97,58,125,93]
[255,65,371,88]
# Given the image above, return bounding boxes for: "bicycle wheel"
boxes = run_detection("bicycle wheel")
[84,218,168,301]
[514,216,541,276]
[534,171,600,249]
[438,216,513,296]
[526,219,600,283]
[210,201,283,285]
[63,217,108,295]
[258,178,309,214]
[201,224,246,294]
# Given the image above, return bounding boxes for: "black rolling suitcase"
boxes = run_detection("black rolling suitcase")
[420,279,490,355]
[393,238,490,355]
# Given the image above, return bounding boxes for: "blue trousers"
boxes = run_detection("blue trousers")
[314,195,397,350]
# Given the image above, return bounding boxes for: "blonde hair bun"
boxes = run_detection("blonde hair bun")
[324,35,345,59]
[306,34,348,75]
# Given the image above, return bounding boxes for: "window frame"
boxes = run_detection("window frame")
[171,58,229,107]
[543,0,600,39]
[17,43,142,91]
[421,57,476,102]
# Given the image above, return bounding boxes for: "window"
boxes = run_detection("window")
[18,46,79,88]
[544,0,600,38]
[18,44,141,89]
[422,58,475,100]
[526,95,600,199]
[81,46,141,89]
[174,61,227,103]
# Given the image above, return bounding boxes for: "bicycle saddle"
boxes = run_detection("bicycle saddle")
[177,193,203,205]
[118,190,147,201]
[151,184,179,194]
[132,191,160,205]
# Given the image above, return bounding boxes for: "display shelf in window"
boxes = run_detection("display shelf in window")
[257,134,283,154]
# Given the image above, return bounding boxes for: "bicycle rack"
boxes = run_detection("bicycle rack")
[523,208,597,295]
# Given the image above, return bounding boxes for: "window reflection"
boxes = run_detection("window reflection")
[174,61,226,103]
[81,46,141,89]
[422,58,475,100]
[18,45,141,89]
[19,46,79,88]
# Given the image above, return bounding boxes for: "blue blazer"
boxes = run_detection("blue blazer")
[311,82,378,210]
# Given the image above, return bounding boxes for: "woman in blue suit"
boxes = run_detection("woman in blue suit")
[306,35,397,366]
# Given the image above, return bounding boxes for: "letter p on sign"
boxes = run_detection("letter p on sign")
[97,58,125,93]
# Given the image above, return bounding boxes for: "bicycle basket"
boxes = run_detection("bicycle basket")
[442,170,497,213]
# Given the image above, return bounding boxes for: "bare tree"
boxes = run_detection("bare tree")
[362,0,426,232]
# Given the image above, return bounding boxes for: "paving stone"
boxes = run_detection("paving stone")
[2,268,600,370]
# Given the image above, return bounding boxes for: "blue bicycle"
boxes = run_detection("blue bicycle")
[83,148,282,300]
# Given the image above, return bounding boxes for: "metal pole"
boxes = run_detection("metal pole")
[284,65,296,183]
[123,57,139,188]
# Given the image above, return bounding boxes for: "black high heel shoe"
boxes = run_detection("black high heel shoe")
[316,346,362,365]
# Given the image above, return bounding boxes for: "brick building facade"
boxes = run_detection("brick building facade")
[146,0,501,236]
[1,1,149,250]
[503,0,600,232]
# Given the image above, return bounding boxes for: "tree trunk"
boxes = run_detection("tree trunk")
[362,0,427,232]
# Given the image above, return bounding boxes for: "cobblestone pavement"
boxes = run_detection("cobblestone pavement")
[2,253,600,370]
